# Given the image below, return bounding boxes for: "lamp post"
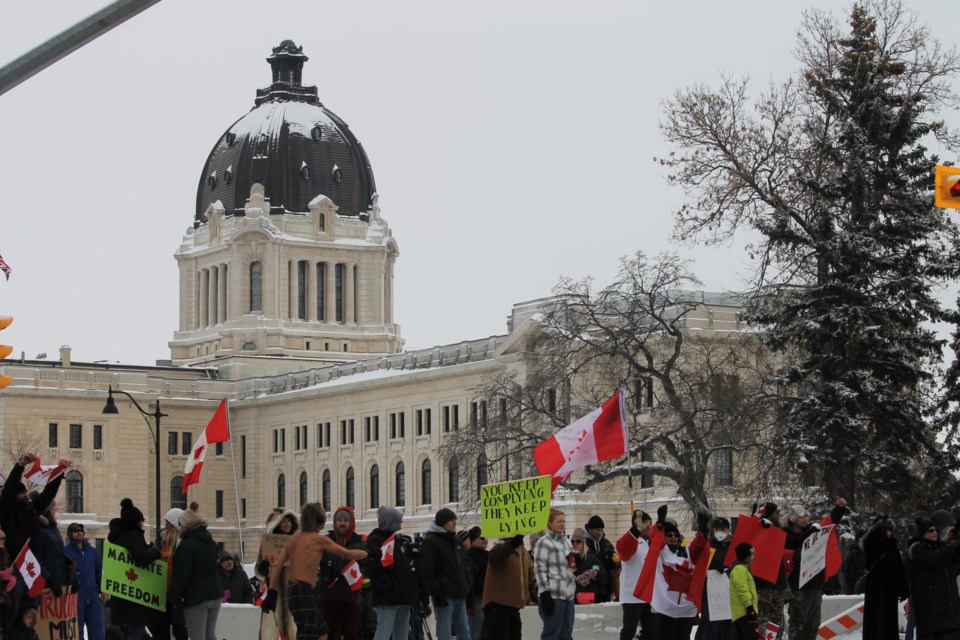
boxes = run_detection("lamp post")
[102,385,166,545]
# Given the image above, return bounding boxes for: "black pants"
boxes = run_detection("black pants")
[620,602,657,640]
[654,613,694,640]
[481,603,521,640]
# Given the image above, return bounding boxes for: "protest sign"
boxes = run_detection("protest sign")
[705,571,731,621]
[101,541,167,611]
[260,533,289,566]
[480,475,551,538]
[37,590,77,640]
[798,524,835,588]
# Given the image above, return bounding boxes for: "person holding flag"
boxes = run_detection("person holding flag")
[366,506,421,640]
[317,506,366,640]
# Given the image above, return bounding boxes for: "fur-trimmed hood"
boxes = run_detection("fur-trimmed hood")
[265,508,299,534]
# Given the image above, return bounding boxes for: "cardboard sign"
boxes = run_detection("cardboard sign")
[480,475,552,538]
[798,524,835,588]
[259,533,290,566]
[37,590,78,640]
[705,571,731,621]
[101,541,167,611]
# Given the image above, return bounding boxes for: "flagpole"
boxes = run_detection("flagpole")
[225,400,245,561]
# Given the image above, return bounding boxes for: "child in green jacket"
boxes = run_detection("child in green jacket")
[729,543,761,640]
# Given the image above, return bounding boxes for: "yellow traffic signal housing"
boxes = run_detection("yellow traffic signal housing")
[935,166,960,210]
[0,314,12,389]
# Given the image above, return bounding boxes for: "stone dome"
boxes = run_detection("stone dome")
[195,40,376,224]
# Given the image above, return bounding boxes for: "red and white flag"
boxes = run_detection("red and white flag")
[533,391,627,490]
[24,460,66,487]
[380,534,396,567]
[330,560,363,592]
[182,399,231,494]
[14,539,45,598]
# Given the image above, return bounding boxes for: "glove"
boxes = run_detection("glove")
[657,505,668,526]
[260,588,278,613]
[433,595,449,609]
[760,518,772,529]
[510,535,524,549]
[696,512,710,535]
[611,551,620,564]
[539,591,555,616]
[811,523,822,531]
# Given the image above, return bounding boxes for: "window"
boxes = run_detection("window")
[216,442,223,456]
[49,423,58,448]
[316,263,326,321]
[297,261,307,320]
[322,469,331,512]
[396,462,405,507]
[340,419,354,444]
[277,474,286,508]
[65,470,83,512]
[470,402,487,429]
[317,422,330,448]
[332,165,342,183]
[250,261,263,312]
[69,424,82,449]
[714,449,733,487]
[390,412,405,439]
[421,459,432,506]
[93,425,102,450]
[448,459,459,503]
[640,448,654,489]
[273,428,286,453]
[365,417,372,442]
[499,398,508,425]
[335,264,344,322]
[345,467,355,508]
[241,498,246,519]
[300,162,310,180]
[370,465,380,509]
[182,432,192,455]
[476,455,488,499]
[241,435,247,478]
[168,432,178,455]
[442,404,460,432]
[547,388,557,415]
[443,406,451,433]
[215,490,224,518]
[295,425,307,450]
[300,471,309,507]
[634,377,654,410]
[170,477,186,509]
[416,409,432,436]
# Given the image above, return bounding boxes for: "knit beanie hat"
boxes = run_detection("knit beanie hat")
[931,510,956,529]
[333,507,352,523]
[570,528,587,542]
[917,517,936,537]
[662,520,681,538]
[787,505,810,523]
[761,502,779,519]
[455,530,470,546]
[435,507,457,528]
[163,508,184,531]
[585,515,605,530]
[377,506,403,533]
[468,526,482,542]
[179,501,203,530]
[218,551,233,564]
[120,498,145,527]
[735,542,755,561]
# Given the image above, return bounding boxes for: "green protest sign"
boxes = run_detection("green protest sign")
[101,541,167,611]
[480,475,552,538]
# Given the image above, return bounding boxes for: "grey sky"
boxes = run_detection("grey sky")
[1,1,958,365]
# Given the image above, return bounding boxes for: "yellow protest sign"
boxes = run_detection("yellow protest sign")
[480,475,552,538]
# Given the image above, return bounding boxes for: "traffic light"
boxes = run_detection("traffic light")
[0,315,12,389]
[935,165,960,210]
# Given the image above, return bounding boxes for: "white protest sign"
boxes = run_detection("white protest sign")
[706,571,731,621]
[798,524,835,588]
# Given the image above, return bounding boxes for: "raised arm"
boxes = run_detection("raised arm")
[318,535,368,561]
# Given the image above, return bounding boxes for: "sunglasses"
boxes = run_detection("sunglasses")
[572,540,584,544]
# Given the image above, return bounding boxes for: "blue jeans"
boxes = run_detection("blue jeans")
[539,597,574,640]
[77,594,105,640]
[374,604,411,640]
[433,596,470,640]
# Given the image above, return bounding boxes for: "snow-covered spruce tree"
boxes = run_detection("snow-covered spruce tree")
[660,1,960,511]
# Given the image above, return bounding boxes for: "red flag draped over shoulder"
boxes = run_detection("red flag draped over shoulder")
[182,399,230,494]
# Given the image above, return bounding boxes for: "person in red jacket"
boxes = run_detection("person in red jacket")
[317,506,366,640]
[616,510,656,640]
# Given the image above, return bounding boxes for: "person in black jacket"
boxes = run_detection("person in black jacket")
[217,551,254,604]
[464,526,488,640]
[317,506,366,640]
[170,502,222,640]
[840,530,866,595]
[106,498,163,640]
[583,515,619,603]
[34,498,70,598]
[417,508,471,640]
[695,515,733,640]
[861,518,907,640]
[908,517,960,640]
[571,527,608,605]
[366,506,421,640]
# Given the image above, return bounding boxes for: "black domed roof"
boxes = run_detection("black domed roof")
[196,41,376,223]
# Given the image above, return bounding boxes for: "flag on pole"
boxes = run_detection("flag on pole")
[533,390,627,490]
[13,539,45,598]
[380,534,396,567]
[182,399,231,494]
[24,459,66,487]
[330,560,363,592]
[0,254,11,281]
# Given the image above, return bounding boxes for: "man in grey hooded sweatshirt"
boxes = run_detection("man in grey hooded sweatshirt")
[366,506,421,640]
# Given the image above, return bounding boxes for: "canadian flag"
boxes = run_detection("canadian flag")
[182,399,231,494]
[533,391,627,490]
[634,524,710,617]
[380,534,396,567]
[332,560,363,592]
[24,460,66,487]
[14,539,45,598]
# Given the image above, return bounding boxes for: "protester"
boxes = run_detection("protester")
[616,510,656,640]
[907,517,960,639]
[260,503,368,640]
[0,529,14,632]
[366,506,420,640]
[34,496,70,596]
[317,506,366,640]
[533,507,575,640]
[106,498,163,640]
[464,526,488,640]
[751,502,787,640]
[729,543,760,640]
[64,523,105,640]
[169,502,222,640]
[256,509,299,640]
[696,516,734,640]
[583,515,619,602]
[482,534,536,640]
[840,529,866,595]
[7,606,39,640]
[861,518,907,640]
[417,508,471,640]
[218,551,254,604]
[148,508,187,640]
[647,509,703,640]
[570,527,608,604]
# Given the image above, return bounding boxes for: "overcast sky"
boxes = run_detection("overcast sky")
[1,1,959,366]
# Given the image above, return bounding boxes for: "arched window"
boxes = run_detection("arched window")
[170,476,186,509]
[65,470,83,512]
[476,455,488,499]
[322,469,331,512]
[714,449,733,487]
[299,471,308,507]
[277,473,286,508]
[421,459,432,506]
[447,459,459,503]
[345,467,355,508]
[370,465,380,510]
[250,261,263,312]
[395,462,405,507]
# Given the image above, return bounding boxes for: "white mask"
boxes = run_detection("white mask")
[713,531,729,542]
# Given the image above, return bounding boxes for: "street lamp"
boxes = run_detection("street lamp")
[102,385,166,545]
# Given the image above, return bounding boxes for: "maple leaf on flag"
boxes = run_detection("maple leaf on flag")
[194,445,205,460]
[126,568,139,582]
[26,562,36,578]
[661,562,694,603]
[350,568,358,579]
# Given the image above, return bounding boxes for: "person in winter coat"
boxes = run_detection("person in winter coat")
[646,509,704,640]
[616,510,656,640]
[464,526,488,640]
[366,506,421,640]
[583,515,619,602]
[34,498,70,596]
[256,508,299,640]
[7,606,39,640]
[749,502,786,640]
[416,508,471,640]
[169,502,222,640]
[106,498,163,640]
[533,507,576,640]
[64,523,104,640]
[317,505,366,640]
[0,529,16,632]
[840,530,866,595]
[147,508,187,640]
[908,517,960,639]
[729,543,760,640]
[481,534,536,640]
[217,551,254,604]
[570,528,608,604]
[861,518,908,640]
[696,516,734,640]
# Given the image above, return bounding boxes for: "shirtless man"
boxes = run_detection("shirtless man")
[261,503,368,640]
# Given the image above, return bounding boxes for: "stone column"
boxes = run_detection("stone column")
[218,264,227,324]
[208,266,218,326]
[199,269,209,328]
